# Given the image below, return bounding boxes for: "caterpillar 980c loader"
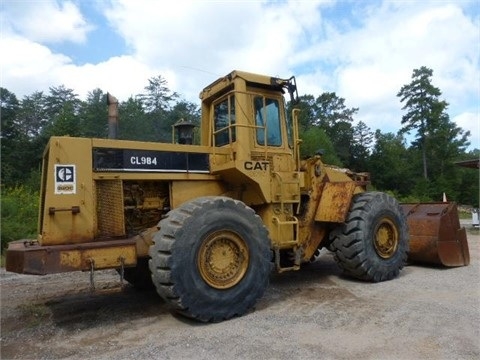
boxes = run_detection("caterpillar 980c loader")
[6,70,470,322]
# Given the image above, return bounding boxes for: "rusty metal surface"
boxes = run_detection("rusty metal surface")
[315,182,356,223]
[5,238,137,275]
[454,159,479,169]
[401,202,470,267]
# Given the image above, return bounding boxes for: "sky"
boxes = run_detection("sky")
[1,0,479,150]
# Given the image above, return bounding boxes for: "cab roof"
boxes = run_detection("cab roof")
[199,70,290,101]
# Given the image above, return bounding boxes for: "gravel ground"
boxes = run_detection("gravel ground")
[1,225,479,360]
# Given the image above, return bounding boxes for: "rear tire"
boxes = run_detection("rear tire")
[329,192,408,282]
[149,196,272,322]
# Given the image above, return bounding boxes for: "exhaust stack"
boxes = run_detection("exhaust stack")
[107,93,119,139]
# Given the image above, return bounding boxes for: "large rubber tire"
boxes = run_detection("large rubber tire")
[149,196,272,322]
[329,192,409,282]
[118,257,154,290]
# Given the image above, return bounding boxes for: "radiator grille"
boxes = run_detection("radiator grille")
[96,180,125,237]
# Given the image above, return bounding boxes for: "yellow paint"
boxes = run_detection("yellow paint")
[59,245,136,271]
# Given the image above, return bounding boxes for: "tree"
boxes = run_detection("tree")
[1,89,48,186]
[0,88,19,140]
[78,89,108,138]
[292,94,315,132]
[42,86,82,138]
[44,85,81,117]
[1,88,21,185]
[428,111,470,176]
[369,131,414,197]
[117,97,152,141]
[397,66,470,180]
[138,75,179,141]
[312,93,358,166]
[293,93,358,166]
[14,91,48,138]
[299,127,342,166]
[138,75,178,113]
[350,121,373,172]
[456,149,480,207]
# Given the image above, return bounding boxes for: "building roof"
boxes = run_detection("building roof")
[455,159,480,169]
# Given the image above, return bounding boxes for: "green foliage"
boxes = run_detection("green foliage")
[138,75,178,113]
[118,97,154,141]
[368,131,414,197]
[15,91,48,137]
[18,303,50,328]
[1,87,20,139]
[78,89,108,138]
[299,127,342,166]
[456,150,480,207]
[1,186,39,250]
[350,121,373,172]
[397,66,470,180]
[294,93,358,167]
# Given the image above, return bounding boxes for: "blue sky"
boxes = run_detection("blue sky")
[1,0,479,150]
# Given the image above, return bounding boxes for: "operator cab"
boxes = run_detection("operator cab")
[200,70,298,153]
[199,70,301,205]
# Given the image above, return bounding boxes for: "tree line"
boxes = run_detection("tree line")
[1,66,478,206]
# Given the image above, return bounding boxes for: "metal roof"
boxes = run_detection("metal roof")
[454,159,480,169]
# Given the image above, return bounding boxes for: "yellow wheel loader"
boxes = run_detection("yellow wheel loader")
[5,70,470,322]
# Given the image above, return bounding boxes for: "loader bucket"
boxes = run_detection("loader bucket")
[401,202,470,267]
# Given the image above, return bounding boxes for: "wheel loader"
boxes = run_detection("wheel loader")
[5,70,470,322]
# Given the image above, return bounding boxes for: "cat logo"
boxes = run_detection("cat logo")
[54,165,76,194]
[56,166,74,182]
[244,161,269,171]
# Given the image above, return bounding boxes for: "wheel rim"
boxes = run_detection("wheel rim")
[373,218,399,259]
[197,230,249,289]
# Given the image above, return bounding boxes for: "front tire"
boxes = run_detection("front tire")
[329,192,409,282]
[149,196,272,322]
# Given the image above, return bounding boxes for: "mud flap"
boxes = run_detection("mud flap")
[401,202,470,267]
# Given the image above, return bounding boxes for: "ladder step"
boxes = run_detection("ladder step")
[272,216,299,246]
[273,217,298,226]
[272,172,301,205]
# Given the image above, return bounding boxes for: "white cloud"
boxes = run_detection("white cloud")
[453,112,480,150]
[56,56,163,101]
[101,0,328,101]
[291,1,479,145]
[1,0,92,44]
[0,35,72,95]
[0,35,159,101]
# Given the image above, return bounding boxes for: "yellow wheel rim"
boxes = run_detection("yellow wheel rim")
[373,218,399,259]
[197,230,249,289]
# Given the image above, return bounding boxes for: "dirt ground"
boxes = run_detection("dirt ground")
[1,226,479,360]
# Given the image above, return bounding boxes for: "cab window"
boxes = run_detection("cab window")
[254,96,281,146]
[213,96,236,146]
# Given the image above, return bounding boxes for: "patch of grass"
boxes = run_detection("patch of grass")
[467,227,480,235]
[18,303,50,327]
[459,210,472,219]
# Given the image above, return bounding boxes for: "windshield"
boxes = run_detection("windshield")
[254,96,281,147]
